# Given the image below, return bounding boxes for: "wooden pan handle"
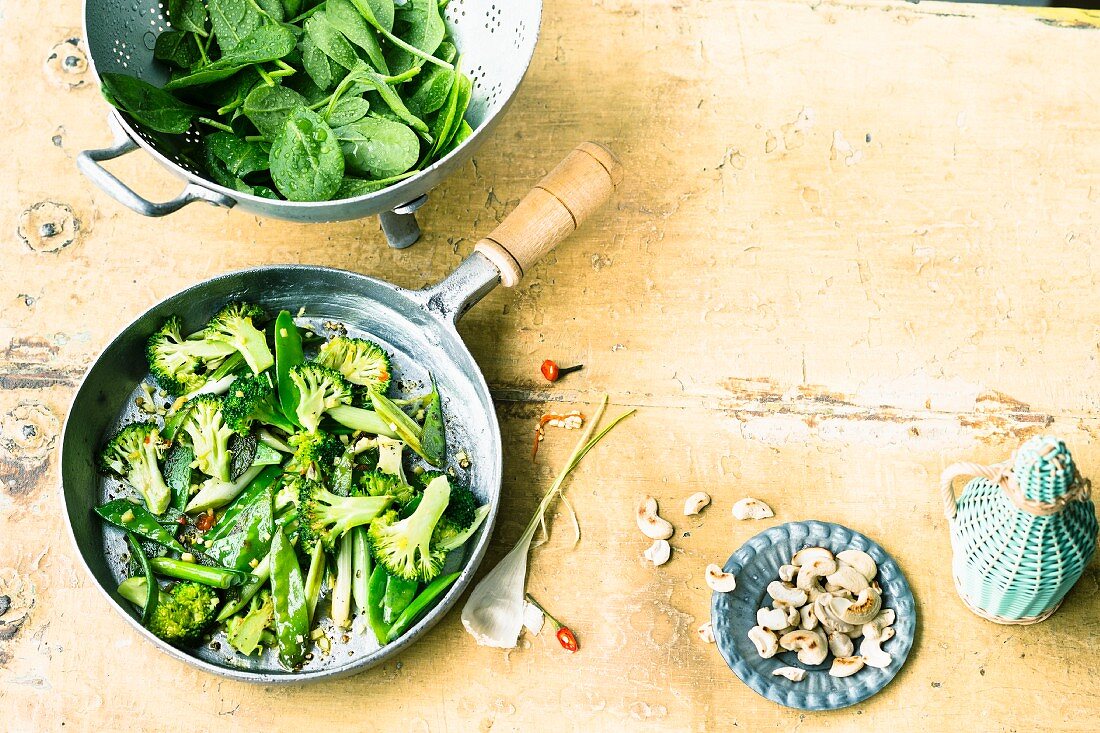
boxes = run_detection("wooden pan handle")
[474,142,623,287]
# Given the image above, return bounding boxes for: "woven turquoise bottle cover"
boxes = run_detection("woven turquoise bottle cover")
[1013,436,1074,505]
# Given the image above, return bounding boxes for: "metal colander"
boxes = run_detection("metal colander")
[78,0,542,247]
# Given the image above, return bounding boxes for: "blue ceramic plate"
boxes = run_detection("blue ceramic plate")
[711,520,916,711]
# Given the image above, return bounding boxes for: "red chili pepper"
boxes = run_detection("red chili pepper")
[556,626,579,653]
[540,360,583,383]
[195,511,215,532]
[526,593,578,653]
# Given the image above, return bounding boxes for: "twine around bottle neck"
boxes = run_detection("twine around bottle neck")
[940,460,1092,519]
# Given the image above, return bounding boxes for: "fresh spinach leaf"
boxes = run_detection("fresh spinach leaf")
[388,0,445,73]
[335,117,419,178]
[326,95,371,126]
[405,62,453,117]
[165,25,297,89]
[444,118,472,154]
[304,13,361,70]
[208,0,262,52]
[421,61,466,161]
[255,0,286,22]
[335,172,416,197]
[326,0,389,73]
[300,34,336,90]
[207,131,269,176]
[243,84,309,138]
[154,30,201,69]
[351,0,395,33]
[100,73,198,134]
[168,0,209,37]
[270,106,345,201]
[353,65,429,136]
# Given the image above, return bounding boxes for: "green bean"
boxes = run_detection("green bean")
[274,311,305,427]
[385,571,460,642]
[96,500,186,554]
[149,557,249,589]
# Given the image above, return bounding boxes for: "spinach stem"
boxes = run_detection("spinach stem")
[198,117,235,133]
[257,66,276,87]
[244,135,266,142]
[289,2,326,24]
[193,33,209,65]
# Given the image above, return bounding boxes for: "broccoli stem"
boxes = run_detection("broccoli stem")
[149,557,249,589]
[258,429,293,453]
[303,542,327,626]
[185,464,265,513]
[351,526,370,615]
[331,533,354,629]
[327,405,399,439]
[118,576,155,608]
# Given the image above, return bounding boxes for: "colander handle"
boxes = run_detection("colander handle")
[77,114,235,217]
[474,142,623,286]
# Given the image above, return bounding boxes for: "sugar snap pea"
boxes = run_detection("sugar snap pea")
[385,571,460,642]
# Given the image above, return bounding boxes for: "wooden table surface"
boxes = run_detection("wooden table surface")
[2,0,1099,730]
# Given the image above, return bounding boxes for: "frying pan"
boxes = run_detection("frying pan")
[60,142,622,683]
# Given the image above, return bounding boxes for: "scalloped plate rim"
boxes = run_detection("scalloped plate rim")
[710,520,916,711]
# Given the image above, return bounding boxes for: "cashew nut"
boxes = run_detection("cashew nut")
[829,655,866,677]
[772,666,806,682]
[796,556,838,601]
[791,546,834,567]
[757,607,790,631]
[683,491,711,516]
[748,625,779,658]
[697,621,715,644]
[862,609,896,641]
[827,631,854,658]
[814,594,860,636]
[826,565,870,594]
[731,497,774,520]
[837,549,878,582]
[767,581,808,608]
[705,564,737,592]
[799,603,818,631]
[829,588,882,625]
[778,564,798,582]
[643,539,671,567]
[636,496,674,540]
[779,628,828,666]
[859,634,892,668]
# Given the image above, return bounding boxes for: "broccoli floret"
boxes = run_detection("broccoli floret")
[98,422,172,515]
[286,430,343,480]
[222,372,296,434]
[118,578,220,646]
[179,394,235,482]
[443,482,477,531]
[146,316,236,396]
[297,476,393,550]
[204,302,274,376]
[359,469,415,504]
[288,363,352,432]
[316,336,392,393]
[367,474,451,582]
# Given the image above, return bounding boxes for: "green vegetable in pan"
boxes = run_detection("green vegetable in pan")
[98,0,473,201]
[95,301,485,667]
